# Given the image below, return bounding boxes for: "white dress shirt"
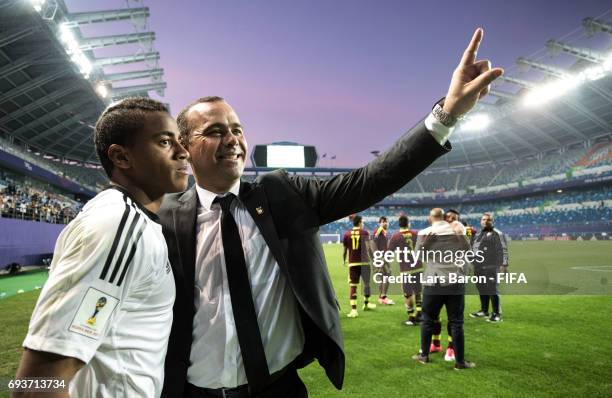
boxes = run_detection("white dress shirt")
[424,112,454,145]
[188,181,305,389]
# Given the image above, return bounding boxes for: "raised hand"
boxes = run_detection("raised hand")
[443,28,504,118]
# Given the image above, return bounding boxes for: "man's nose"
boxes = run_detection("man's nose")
[176,142,189,160]
[223,132,239,146]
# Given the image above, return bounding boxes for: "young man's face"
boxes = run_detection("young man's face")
[446,212,459,223]
[380,219,388,230]
[185,101,247,192]
[128,111,189,195]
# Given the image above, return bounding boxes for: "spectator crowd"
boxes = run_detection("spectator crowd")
[0,176,82,225]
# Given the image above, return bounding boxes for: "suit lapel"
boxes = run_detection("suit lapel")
[173,182,288,293]
[172,187,198,294]
[239,181,289,275]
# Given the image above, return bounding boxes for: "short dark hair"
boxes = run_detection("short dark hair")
[447,208,460,217]
[94,97,169,177]
[176,96,225,147]
[378,216,387,223]
[352,215,362,227]
[398,215,409,228]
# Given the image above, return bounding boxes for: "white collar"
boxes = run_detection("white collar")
[195,180,240,211]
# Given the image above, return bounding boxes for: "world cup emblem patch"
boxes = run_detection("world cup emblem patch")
[70,287,119,339]
[87,297,108,326]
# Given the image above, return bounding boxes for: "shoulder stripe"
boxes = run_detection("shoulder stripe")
[99,196,132,280]
[109,211,142,283]
[116,224,146,286]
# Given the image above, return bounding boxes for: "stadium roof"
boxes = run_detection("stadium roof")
[434,16,612,169]
[0,0,165,163]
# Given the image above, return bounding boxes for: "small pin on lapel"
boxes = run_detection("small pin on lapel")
[256,206,264,215]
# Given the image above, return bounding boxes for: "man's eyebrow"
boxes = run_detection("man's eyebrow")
[200,122,243,131]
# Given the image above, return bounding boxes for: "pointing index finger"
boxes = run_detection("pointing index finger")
[460,28,483,66]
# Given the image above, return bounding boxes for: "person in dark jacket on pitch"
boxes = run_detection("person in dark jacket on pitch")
[471,212,509,323]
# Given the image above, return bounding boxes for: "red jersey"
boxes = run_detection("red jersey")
[388,228,420,273]
[343,227,370,266]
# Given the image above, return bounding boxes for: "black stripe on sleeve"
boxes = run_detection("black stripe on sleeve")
[100,196,132,280]
[109,211,142,283]
[116,224,146,287]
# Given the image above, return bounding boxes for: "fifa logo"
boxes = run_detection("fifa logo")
[87,297,107,326]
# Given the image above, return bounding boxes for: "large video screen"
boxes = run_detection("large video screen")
[266,145,306,168]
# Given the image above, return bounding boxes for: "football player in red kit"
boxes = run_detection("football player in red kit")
[343,215,377,318]
[387,215,421,326]
[373,216,395,305]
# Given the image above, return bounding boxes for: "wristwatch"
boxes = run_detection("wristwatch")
[432,103,458,127]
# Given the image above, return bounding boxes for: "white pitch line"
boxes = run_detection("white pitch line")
[570,265,612,272]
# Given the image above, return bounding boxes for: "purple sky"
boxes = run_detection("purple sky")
[66,0,612,167]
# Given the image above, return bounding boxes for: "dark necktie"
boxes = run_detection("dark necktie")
[214,194,270,393]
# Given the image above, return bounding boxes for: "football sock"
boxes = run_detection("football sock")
[480,295,490,312]
[491,295,500,314]
[349,284,358,310]
[433,319,441,346]
[406,306,415,320]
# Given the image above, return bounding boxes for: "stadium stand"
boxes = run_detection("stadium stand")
[0,135,104,192]
[55,162,108,190]
[575,141,612,168]
[0,168,83,224]
[320,186,612,239]
[396,142,609,194]
[3,127,607,239]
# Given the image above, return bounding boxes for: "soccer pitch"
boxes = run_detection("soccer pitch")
[1,241,611,397]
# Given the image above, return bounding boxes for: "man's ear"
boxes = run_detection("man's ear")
[107,143,131,171]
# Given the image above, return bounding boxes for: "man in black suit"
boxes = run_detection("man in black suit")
[160,28,502,398]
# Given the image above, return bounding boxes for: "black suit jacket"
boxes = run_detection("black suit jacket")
[159,121,450,397]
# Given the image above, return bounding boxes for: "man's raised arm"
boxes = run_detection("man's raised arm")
[287,28,503,226]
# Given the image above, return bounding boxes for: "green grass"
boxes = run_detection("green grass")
[1,241,611,397]
[0,270,48,300]
[297,241,612,397]
[0,290,39,397]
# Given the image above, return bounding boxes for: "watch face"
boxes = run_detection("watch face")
[434,105,456,127]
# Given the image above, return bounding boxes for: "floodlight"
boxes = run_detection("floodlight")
[96,83,109,98]
[461,113,490,131]
[30,0,45,12]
